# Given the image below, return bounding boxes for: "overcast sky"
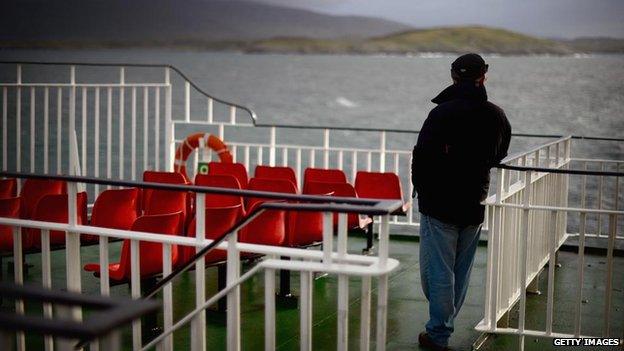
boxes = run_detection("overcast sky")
[252,0,624,39]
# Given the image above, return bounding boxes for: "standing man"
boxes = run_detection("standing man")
[411,53,511,351]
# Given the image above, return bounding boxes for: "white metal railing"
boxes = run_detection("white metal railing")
[0,173,401,351]
[476,136,623,349]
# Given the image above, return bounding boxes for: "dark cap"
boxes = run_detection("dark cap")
[451,53,488,80]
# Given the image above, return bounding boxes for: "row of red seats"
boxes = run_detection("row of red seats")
[0,163,405,283]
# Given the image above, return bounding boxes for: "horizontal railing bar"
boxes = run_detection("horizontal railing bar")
[0,171,402,210]
[0,218,383,265]
[474,322,592,339]
[501,136,571,163]
[571,158,624,164]
[261,258,400,276]
[0,83,168,88]
[486,202,624,215]
[496,163,624,177]
[224,141,411,155]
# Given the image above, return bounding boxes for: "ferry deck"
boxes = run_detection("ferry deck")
[0,62,622,351]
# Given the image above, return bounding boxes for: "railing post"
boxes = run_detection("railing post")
[322,212,333,266]
[16,64,21,175]
[193,193,207,351]
[359,275,371,351]
[227,227,241,351]
[603,214,616,336]
[162,243,174,351]
[337,213,349,351]
[165,68,174,171]
[119,67,125,178]
[264,268,276,351]
[379,131,386,172]
[300,268,313,351]
[185,81,190,122]
[269,126,276,167]
[517,169,532,349]
[12,225,25,351]
[375,215,390,351]
[323,129,330,169]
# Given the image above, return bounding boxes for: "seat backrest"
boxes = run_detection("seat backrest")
[30,192,88,246]
[302,181,359,230]
[118,212,182,279]
[195,174,244,208]
[19,179,65,219]
[0,197,21,251]
[91,188,139,230]
[0,178,17,199]
[355,171,403,201]
[142,171,188,212]
[207,162,249,189]
[246,177,297,209]
[303,168,347,187]
[303,180,355,198]
[239,200,286,247]
[182,204,242,265]
[187,204,243,239]
[254,166,298,189]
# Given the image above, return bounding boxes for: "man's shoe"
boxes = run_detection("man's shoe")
[418,332,453,351]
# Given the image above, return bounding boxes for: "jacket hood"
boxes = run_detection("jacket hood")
[431,81,488,105]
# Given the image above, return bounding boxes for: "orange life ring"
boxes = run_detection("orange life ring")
[174,133,233,181]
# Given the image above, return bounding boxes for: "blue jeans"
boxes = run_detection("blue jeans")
[419,214,482,347]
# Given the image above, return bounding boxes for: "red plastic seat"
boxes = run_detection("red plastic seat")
[303,168,347,193]
[0,197,23,252]
[207,162,249,189]
[84,212,182,282]
[254,166,298,190]
[195,174,245,216]
[19,179,65,219]
[0,178,17,199]
[181,204,242,266]
[85,188,139,243]
[304,180,361,229]
[247,178,323,247]
[142,170,189,232]
[142,171,189,215]
[29,192,88,248]
[355,171,409,213]
[239,200,286,247]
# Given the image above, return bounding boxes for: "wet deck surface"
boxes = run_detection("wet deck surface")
[1,235,622,350]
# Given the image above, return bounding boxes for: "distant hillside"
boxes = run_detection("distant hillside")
[562,38,624,53]
[235,27,574,55]
[0,0,411,44]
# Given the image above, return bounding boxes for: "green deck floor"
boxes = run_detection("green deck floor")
[1,235,622,350]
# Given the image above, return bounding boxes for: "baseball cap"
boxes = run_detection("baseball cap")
[451,53,488,80]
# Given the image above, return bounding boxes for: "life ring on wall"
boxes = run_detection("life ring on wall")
[174,133,233,181]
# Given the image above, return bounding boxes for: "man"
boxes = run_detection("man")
[411,53,511,351]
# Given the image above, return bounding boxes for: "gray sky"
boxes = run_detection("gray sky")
[252,0,624,39]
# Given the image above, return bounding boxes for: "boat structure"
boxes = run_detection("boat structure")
[0,61,621,351]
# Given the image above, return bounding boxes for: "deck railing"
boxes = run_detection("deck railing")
[476,136,623,350]
[3,61,622,235]
[0,171,401,351]
[1,61,623,350]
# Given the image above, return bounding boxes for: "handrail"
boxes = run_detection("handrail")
[495,163,624,177]
[1,60,622,142]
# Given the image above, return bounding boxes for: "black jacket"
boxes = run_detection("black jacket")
[411,82,511,226]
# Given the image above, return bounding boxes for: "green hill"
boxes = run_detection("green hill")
[240,26,574,55]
